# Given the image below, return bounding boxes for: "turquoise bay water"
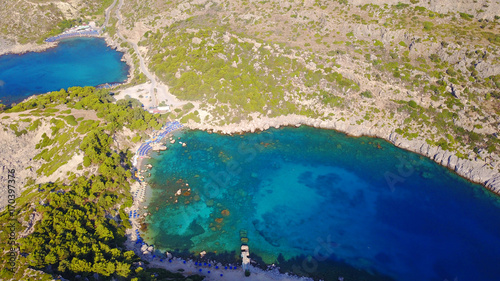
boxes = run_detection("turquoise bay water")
[0,37,128,105]
[144,126,500,281]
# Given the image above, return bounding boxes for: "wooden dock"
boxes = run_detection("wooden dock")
[241,245,250,270]
[240,229,250,270]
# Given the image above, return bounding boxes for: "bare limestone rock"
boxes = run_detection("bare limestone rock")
[349,0,500,19]
[192,37,202,44]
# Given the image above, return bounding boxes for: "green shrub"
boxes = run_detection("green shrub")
[77,120,99,134]
[325,72,360,91]
[62,115,78,126]
[429,54,441,63]
[83,156,92,167]
[360,91,373,98]
[423,21,434,31]
[395,2,410,9]
[446,67,457,77]
[182,103,195,111]
[321,90,344,107]
[28,119,42,131]
[459,12,473,21]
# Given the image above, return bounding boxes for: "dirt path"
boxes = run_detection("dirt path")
[103,0,118,29]
[111,0,192,110]
[115,0,157,106]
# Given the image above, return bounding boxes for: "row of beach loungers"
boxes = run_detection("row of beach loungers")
[131,122,184,254]
[129,209,139,219]
[134,229,144,245]
[137,144,152,156]
[137,121,183,156]
[133,185,146,200]
[155,121,183,141]
[45,30,99,42]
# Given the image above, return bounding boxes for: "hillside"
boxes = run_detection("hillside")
[0,0,113,52]
[1,0,500,280]
[0,87,204,280]
[102,0,500,190]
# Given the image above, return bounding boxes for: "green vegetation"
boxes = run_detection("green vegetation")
[360,91,373,98]
[321,90,344,107]
[147,28,359,118]
[61,115,78,126]
[459,12,474,21]
[482,32,500,46]
[0,87,200,280]
[0,166,201,280]
[43,19,82,39]
[8,87,163,132]
[423,21,434,31]
[6,87,166,178]
[19,180,134,278]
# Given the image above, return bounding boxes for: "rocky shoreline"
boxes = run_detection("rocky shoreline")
[102,35,136,84]
[128,114,500,281]
[0,39,57,56]
[184,115,500,195]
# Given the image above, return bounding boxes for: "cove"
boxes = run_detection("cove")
[0,37,128,105]
[143,126,500,281]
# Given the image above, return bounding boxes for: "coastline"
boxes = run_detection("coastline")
[128,117,500,281]
[0,40,58,56]
[102,35,135,84]
[183,115,500,196]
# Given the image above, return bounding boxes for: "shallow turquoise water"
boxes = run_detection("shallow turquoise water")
[0,37,128,105]
[144,126,500,281]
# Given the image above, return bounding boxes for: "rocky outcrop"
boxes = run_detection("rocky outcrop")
[0,38,56,56]
[19,211,42,239]
[349,0,500,19]
[0,122,44,210]
[388,133,500,193]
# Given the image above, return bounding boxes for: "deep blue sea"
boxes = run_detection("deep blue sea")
[0,37,128,105]
[144,126,500,281]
